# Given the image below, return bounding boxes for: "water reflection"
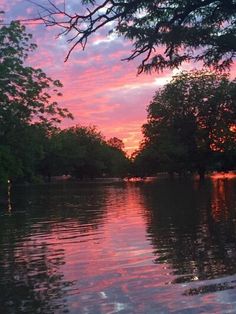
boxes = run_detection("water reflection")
[210,179,235,222]
[0,215,72,313]
[11,182,108,229]
[0,179,235,313]
[0,183,109,313]
[141,178,236,292]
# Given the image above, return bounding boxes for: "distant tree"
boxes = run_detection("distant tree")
[38,128,64,182]
[39,126,131,180]
[107,137,125,151]
[34,0,236,73]
[142,70,236,179]
[106,138,130,177]
[131,144,160,178]
[0,21,72,184]
[41,125,107,179]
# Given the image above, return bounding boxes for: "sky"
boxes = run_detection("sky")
[0,0,214,154]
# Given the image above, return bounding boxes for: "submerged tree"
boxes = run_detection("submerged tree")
[141,70,236,178]
[0,21,72,184]
[33,0,236,72]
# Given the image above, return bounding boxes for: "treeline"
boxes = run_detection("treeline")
[2,122,130,184]
[38,127,130,182]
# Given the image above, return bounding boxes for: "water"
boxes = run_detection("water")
[0,177,236,313]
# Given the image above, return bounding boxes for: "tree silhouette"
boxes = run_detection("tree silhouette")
[33,0,236,73]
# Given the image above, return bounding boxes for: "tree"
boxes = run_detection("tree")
[131,144,160,178]
[142,70,236,178]
[107,137,125,151]
[39,127,131,180]
[0,21,72,184]
[40,125,108,179]
[0,21,72,128]
[106,137,130,177]
[38,127,65,182]
[34,0,236,73]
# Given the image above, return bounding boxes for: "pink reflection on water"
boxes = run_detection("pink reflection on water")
[24,182,236,313]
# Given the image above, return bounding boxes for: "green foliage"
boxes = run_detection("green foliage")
[0,21,72,184]
[138,70,236,177]
[36,0,236,72]
[3,124,48,183]
[58,125,106,179]
[0,21,72,128]
[39,126,130,180]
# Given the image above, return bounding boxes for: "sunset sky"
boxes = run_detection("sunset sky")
[0,0,225,154]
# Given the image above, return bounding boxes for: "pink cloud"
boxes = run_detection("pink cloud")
[2,0,235,154]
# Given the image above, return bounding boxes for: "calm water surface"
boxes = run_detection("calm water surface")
[1,178,236,313]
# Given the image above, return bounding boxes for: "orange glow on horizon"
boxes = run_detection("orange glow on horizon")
[211,172,236,180]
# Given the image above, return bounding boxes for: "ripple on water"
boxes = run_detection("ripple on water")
[0,179,236,313]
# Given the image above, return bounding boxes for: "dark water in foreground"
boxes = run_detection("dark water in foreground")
[1,178,236,313]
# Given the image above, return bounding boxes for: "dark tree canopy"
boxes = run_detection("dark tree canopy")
[40,126,130,180]
[107,137,125,151]
[138,70,236,178]
[0,21,72,184]
[33,0,236,73]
